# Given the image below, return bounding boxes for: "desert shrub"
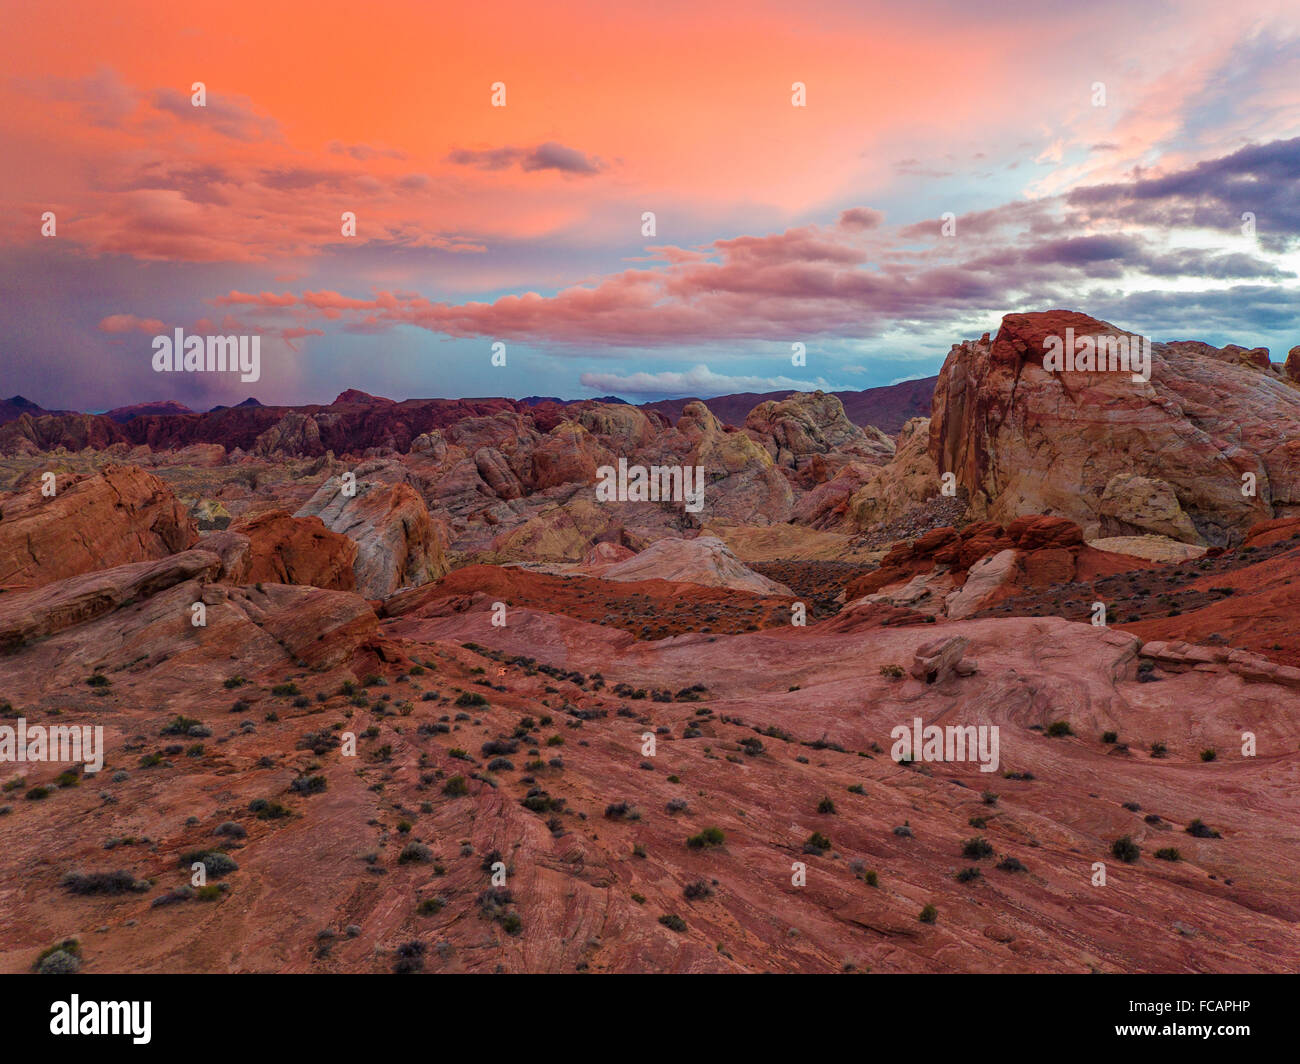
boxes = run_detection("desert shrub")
[455,692,487,708]
[182,851,238,878]
[686,827,725,849]
[918,904,938,924]
[442,775,469,796]
[290,774,327,795]
[62,870,147,895]
[817,796,836,815]
[212,821,246,839]
[399,842,433,864]
[254,800,291,820]
[996,856,1026,873]
[1186,819,1221,839]
[956,867,981,883]
[1111,836,1141,863]
[1101,731,1118,744]
[804,831,832,854]
[961,837,993,859]
[37,948,81,974]
[393,940,425,974]
[683,880,713,900]
[1046,720,1073,737]
[34,938,82,974]
[1154,847,1181,861]
[658,914,687,932]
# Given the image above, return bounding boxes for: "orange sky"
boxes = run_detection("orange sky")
[2,0,1298,408]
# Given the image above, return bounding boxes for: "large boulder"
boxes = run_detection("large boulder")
[599,535,794,596]
[0,465,197,590]
[229,510,358,590]
[929,310,1300,546]
[296,463,448,597]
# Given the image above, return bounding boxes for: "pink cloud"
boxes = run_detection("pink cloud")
[98,313,165,333]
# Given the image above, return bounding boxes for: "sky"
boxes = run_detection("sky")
[1,0,1298,411]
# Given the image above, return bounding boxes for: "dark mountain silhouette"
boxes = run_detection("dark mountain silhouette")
[0,395,73,425]
[104,400,196,423]
[641,376,936,434]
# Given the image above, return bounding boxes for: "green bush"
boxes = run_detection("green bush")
[686,827,725,849]
[1111,836,1140,863]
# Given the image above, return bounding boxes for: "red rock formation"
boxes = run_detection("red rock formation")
[296,464,448,597]
[230,510,358,590]
[0,549,221,649]
[0,465,196,590]
[930,310,1298,546]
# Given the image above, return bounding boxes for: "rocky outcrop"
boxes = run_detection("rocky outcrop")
[254,411,325,456]
[909,635,976,683]
[0,549,221,649]
[1139,640,1300,689]
[843,515,1152,620]
[844,417,941,532]
[929,310,1300,546]
[746,391,881,462]
[296,463,448,598]
[0,465,197,589]
[677,402,795,524]
[229,510,358,590]
[598,535,795,596]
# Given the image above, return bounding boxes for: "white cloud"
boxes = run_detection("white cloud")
[579,363,836,397]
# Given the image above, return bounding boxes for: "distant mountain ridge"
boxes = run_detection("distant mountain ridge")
[642,376,935,435]
[104,400,196,423]
[0,378,935,453]
[0,395,73,423]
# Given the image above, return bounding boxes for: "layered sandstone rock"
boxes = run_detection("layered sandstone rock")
[0,549,221,649]
[229,510,358,590]
[843,515,1152,620]
[0,465,197,590]
[296,462,448,597]
[598,535,795,596]
[929,310,1300,546]
[844,417,941,532]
